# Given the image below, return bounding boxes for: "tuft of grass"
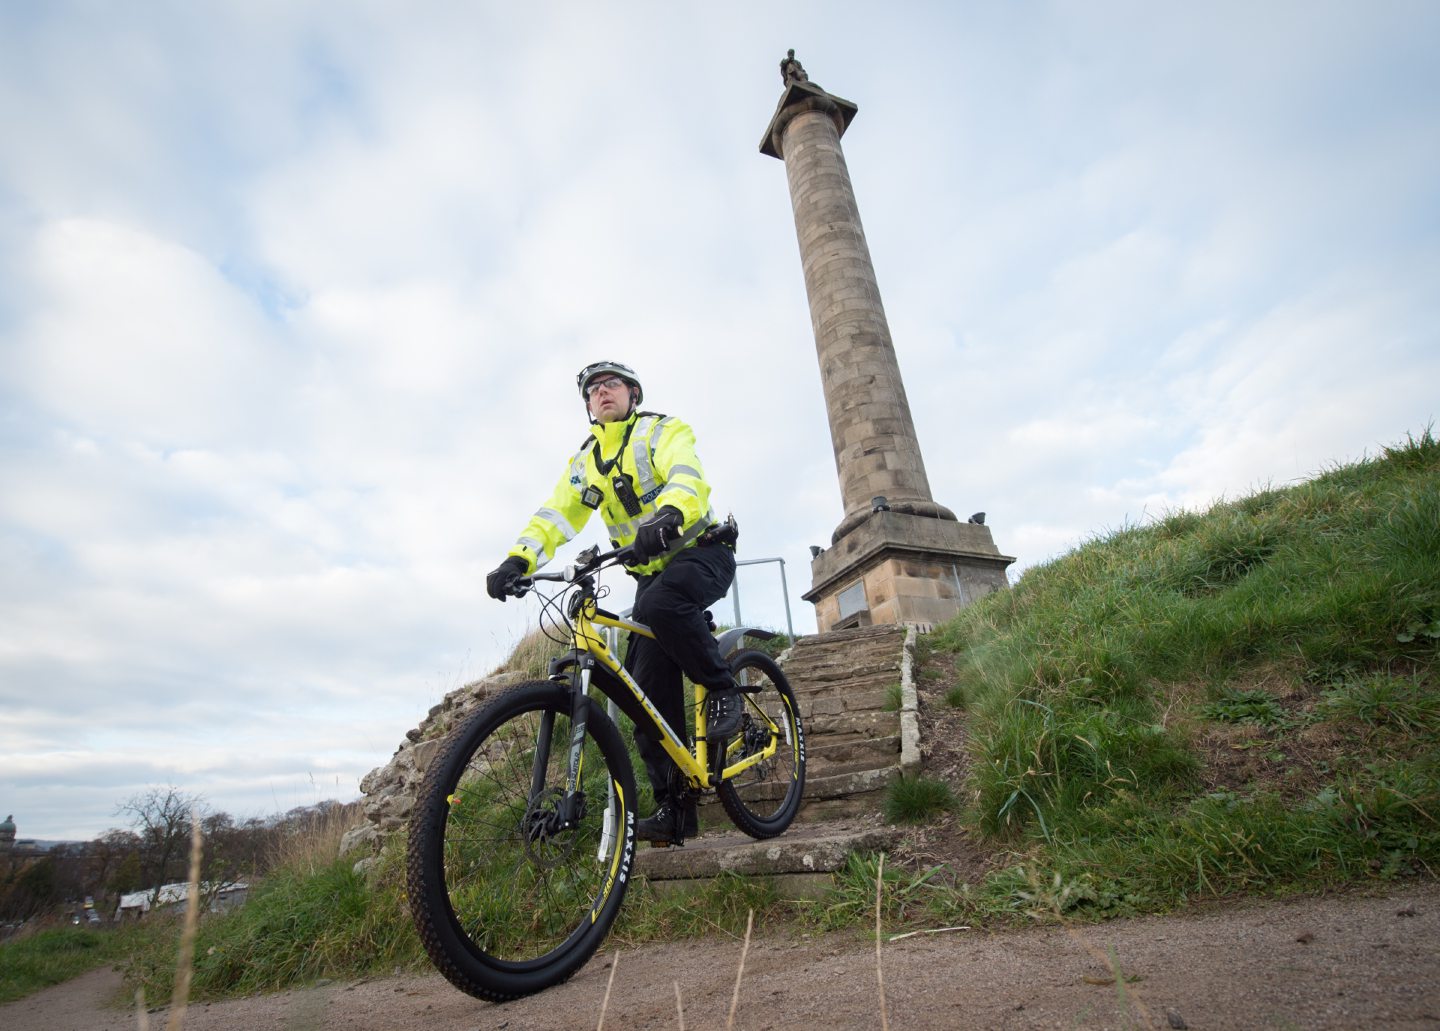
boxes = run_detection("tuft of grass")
[884,776,956,824]
[809,853,954,931]
[1319,674,1440,734]
[266,800,362,875]
[612,873,783,944]
[487,624,558,679]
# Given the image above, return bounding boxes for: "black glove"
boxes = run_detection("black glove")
[486,556,528,601]
[632,507,684,561]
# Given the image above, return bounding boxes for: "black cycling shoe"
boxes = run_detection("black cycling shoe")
[636,801,698,847]
[706,687,743,740]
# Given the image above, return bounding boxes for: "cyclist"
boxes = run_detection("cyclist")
[486,361,740,845]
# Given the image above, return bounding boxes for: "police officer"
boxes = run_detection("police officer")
[486,361,740,845]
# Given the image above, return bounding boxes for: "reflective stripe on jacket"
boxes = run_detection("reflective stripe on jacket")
[508,411,716,577]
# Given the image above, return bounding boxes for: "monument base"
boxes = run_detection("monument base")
[803,511,1015,633]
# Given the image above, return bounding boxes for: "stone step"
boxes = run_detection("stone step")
[786,644,900,671]
[785,660,901,688]
[792,682,898,707]
[798,686,897,719]
[635,820,899,883]
[630,623,912,891]
[806,744,894,770]
[788,637,898,663]
[807,732,900,766]
[796,792,892,823]
[790,625,908,650]
[804,764,901,799]
[804,709,903,740]
[696,761,898,815]
[791,754,895,786]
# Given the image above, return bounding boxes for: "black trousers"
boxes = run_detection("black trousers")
[624,542,737,808]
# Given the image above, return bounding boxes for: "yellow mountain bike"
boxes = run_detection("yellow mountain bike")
[406,543,806,1002]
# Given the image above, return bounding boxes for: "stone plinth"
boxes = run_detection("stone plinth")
[802,512,1013,632]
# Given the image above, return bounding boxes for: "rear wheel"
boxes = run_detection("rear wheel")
[406,681,637,1001]
[716,650,806,838]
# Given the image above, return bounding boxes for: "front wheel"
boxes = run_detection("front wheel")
[406,681,638,1001]
[716,649,806,838]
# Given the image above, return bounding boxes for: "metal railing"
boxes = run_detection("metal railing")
[729,556,796,643]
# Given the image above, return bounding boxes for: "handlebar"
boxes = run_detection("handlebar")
[508,543,638,598]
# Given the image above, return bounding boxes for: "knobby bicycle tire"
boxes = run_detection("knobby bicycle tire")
[716,649,807,838]
[406,681,638,1001]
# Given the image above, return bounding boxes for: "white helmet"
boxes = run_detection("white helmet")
[576,361,643,405]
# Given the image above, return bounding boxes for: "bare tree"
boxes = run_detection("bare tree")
[90,829,143,905]
[116,785,207,902]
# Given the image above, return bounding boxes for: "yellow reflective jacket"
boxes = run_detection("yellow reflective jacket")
[507,411,717,577]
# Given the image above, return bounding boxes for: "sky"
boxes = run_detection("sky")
[2,1,1436,841]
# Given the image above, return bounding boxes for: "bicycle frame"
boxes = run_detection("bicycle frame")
[519,546,784,811]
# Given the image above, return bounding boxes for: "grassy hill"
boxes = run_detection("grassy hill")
[889,427,1439,919]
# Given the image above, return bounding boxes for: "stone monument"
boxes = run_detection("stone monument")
[760,52,1013,631]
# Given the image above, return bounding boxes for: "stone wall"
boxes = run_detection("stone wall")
[338,671,529,870]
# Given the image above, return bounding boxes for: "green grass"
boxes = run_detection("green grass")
[122,837,422,1003]
[1319,673,1440,733]
[905,426,1440,920]
[612,872,783,944]
[884,776,956,823]
[0,924,155,1003]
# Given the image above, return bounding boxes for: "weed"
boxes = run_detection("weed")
[1396,617,1440,645]
[884,776,955,823]
[1199,687,1290,726]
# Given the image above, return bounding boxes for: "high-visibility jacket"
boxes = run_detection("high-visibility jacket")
[507,410,717,577]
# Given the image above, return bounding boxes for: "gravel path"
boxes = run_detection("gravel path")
[6,881,1439,1030]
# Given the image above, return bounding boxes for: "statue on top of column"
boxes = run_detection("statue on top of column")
[780,49,809,86]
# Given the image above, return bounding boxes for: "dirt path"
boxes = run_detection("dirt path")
[6,882,1439,1030]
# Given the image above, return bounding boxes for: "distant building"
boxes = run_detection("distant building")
[114,881,249,921]
[0,815,45,872]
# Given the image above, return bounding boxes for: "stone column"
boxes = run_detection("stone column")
[764,82,953,542]
[761,63,1014,632]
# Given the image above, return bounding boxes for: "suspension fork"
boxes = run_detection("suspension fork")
[521,661,594,833]
[528,708,556,803]
[546,662,594,830]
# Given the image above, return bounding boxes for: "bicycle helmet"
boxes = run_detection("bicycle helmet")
[576,361,643,405]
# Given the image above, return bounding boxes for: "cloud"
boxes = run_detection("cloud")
[15,219,289,446]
